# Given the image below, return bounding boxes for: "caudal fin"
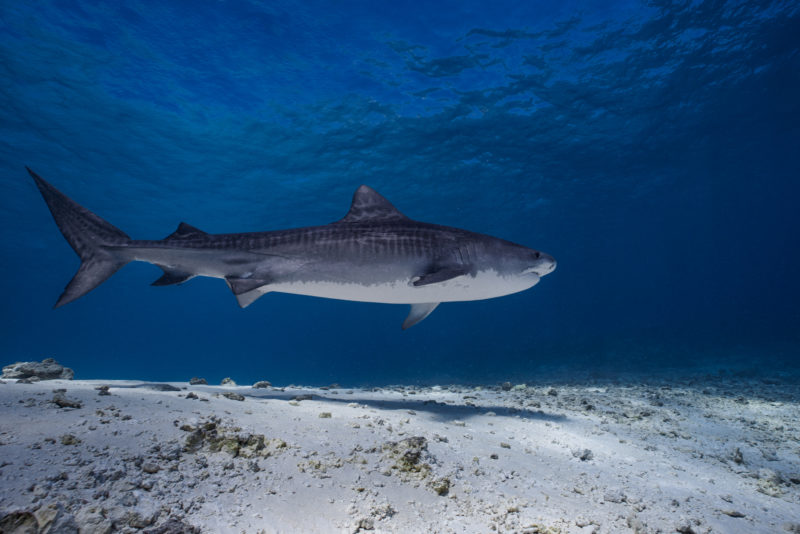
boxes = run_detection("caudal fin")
[28,167,131,308]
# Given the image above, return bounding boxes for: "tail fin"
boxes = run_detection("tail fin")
[27,167,132,308]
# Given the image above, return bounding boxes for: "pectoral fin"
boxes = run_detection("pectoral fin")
[402,302,440,330]
[413,267,469,286]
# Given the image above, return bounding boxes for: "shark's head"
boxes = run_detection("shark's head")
[521,249,557,278]
[485,238,556,284]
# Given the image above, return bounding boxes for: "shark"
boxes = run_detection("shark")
[28,167,556,329]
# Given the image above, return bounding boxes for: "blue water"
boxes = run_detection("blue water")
[1,1,798,386]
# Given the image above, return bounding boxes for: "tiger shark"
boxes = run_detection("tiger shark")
[28,167,555,329]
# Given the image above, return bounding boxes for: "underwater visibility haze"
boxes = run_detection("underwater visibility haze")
[1,0,798,385]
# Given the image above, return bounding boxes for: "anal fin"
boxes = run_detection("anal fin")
[402,302,440,330]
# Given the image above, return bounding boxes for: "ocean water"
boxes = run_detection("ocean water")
[1,0,798,386]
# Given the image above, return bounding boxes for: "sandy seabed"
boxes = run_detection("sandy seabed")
[0,373,798,533]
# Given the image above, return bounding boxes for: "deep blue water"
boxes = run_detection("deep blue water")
[1,1,798,385]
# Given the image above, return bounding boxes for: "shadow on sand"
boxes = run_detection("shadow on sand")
[212,388,568,423]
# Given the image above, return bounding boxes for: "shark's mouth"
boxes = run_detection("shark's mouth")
[522,267,544,278]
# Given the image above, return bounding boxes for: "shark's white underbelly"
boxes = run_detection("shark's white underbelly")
[129,247,541,304]
[263,269,540,304]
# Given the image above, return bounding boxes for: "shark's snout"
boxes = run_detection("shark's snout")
[540,253,556,274]
[524,252,556,277]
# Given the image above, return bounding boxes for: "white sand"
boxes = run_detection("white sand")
[0,375,798,533]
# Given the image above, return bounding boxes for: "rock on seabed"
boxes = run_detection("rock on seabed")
[1,358,74,381]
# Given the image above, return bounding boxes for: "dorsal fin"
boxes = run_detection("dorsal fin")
[336,185,410,224]
[164,222,208,240]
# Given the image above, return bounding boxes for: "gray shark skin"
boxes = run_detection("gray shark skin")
[28,167,556,329]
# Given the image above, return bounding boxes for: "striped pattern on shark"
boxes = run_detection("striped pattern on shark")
[28,167,556,329]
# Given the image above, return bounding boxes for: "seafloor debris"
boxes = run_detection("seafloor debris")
[380,436,450,495]
[51,390,82,409]
[430,476,451,496]
[180,417,287,458]
[60,434,81,445]
[0,502,78,533]
[382,436,431,479]
[572,448,594,461]
[0,502,199,533]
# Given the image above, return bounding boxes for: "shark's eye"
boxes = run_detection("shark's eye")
[534,251,541,259]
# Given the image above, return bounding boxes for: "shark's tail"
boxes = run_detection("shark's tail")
[27,167,132,308]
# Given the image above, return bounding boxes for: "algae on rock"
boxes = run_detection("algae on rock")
[180,417,287,458]
[382,436,432,480]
